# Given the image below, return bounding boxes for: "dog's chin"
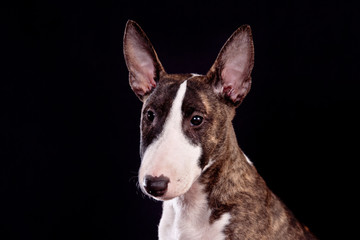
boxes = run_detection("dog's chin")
[151,195,176,201]
[142,181,195,201]
[144,189,187,201]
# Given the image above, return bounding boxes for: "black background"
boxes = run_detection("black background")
[1,0,358,239]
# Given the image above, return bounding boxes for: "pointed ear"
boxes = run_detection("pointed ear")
[123,20,165,101]
[207,25,254,106]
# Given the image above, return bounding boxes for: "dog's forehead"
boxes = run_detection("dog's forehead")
[183,78,213,114]
[144,74,209,111]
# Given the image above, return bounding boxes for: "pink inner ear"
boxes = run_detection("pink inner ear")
[124,21,164,100]
[130,75,157,97]
[129,49,157,96]
[222,67,246,102]
[220,44,252,103]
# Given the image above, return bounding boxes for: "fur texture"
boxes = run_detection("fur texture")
[123,20,317,240]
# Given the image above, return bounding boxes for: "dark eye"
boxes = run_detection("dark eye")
[146,110,155,122]
[190,115,203,126]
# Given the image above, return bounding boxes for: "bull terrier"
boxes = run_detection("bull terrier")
[123,20,317,240]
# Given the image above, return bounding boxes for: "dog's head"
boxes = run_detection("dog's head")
[123,20,254,200]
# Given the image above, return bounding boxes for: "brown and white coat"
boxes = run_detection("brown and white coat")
[123,20,317,240]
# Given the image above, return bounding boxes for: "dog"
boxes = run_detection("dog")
[123,20,317,240]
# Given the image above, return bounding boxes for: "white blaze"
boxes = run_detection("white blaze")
[139,80,202,200]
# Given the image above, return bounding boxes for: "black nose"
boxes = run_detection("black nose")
[143,175,170,197]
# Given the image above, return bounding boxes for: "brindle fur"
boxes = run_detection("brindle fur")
[124,20,317,239]
[142,73,317,239]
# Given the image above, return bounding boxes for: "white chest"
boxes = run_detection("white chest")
[158,182,230,240]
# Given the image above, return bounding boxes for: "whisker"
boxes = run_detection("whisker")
[128,173,148,199]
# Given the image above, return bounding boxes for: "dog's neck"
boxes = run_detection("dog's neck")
[191,123,268,221]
